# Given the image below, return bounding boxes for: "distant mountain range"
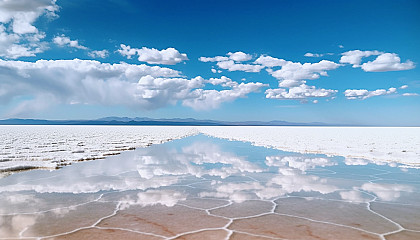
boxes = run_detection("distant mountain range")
[0,117,346,126]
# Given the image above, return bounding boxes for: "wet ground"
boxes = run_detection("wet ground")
[0,135,419,239]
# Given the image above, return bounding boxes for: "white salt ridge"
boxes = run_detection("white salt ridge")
[0,126,198,173]
[197,126,420,166]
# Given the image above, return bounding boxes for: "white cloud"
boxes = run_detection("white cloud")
[253,55,287,68]
[135,75,205,107]
[340,50,382,67]
[203,54,340,101]
[0,59,181,115]
[207,76,237,87]
[344,87,397,100]
[361,53,415,72]
[117,44,137,59]
[200,51,263,72]
[227,51,252,62]
[269,60,340,87]
[216,60,264,72]
[0,0,58,34]
[200,51,252,63]
[53,34,88,50]
[0,59,265,115]
[88,49,109,59]
[338,45,344,48]
[340,50,415,72]
[264,59,340,90]
[183,82,266,110]
[0,0,56,59]
[402,93,419,97]
[304,52,323,57]
[199,56,229,62]
[0,26,46,58]
[265,84,337,100]
[399,85,408,89]
[118,44,188,65]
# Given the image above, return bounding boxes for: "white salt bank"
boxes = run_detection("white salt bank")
[197,126,420,166]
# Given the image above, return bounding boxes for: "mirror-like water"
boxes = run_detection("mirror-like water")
[1,135,419,239]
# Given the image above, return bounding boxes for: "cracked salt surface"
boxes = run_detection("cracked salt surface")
[0,134,419,239]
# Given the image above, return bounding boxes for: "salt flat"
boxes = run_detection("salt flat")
[0,126,198,175]
[197,126,420,166]
[1,126,419,176]
[0,134,419,239]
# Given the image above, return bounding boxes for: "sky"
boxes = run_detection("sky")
[0,0,419,126]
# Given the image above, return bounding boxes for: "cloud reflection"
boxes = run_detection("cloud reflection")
[0,137,414,211]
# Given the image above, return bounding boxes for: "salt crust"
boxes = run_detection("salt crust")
[1,126,419,173]
[197,126,420,166]
[0,126,198,172]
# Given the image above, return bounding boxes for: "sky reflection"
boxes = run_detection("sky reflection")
[1,135,419,239]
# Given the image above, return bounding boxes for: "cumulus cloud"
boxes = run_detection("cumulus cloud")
[207,76,237,87]
[265,84,337,100]
[227,51,252,62]
[199,56,229,62]
[88,49,109,59]
[216,60,264,72]
[0,26,46,58]
[269,60,340,87]
[340,50,382,67]
[253,55,286,68]
[344,87,397,100]
[183,82,267,110]
[53,35,111,59]
[199,51,264,72]
[0,59,265,115]
[118,44,188,65]
[200,51,252,63]
[361,53,415,72]
[340,50,414,72]
[0,0,58,34]
[399,85,408,89]
[0,59,179,115]
[135,75,205,107]
[53,34,88,50]
[0,0,57,58]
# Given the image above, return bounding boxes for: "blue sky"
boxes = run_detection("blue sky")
[0,0,419,125]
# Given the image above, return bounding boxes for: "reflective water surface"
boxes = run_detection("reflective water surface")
[0,135,419,239]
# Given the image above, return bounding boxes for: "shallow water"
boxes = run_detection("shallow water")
[0,134,419,239]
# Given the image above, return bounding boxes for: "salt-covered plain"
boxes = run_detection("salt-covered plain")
[0,134,419,239]
[0,126,198,177]
[198,126,420,166]
[1,126,420,178]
